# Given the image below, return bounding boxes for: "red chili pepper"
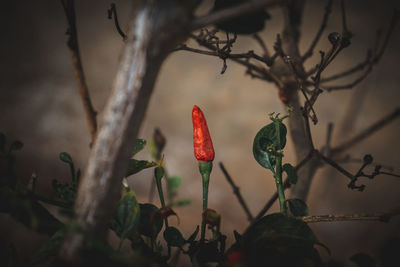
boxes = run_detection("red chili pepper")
[192,105,215,162]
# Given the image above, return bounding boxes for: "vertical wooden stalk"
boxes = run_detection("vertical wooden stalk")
[59,1,191,262]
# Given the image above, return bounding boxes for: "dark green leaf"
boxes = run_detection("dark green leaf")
[288,199,309,216]
[350,253,376,267]
[10,140,23,151]
[235,213,321,266]
[110,191,140,239]
[59,152,73,164]
[31,229,66,265]
[253,122,287,171]
[213,0,271,34]
[138,203,163,238]
[188,226,200,243]
[283,163,298,184]
[0,132,5,152]
[164,226,185,247]
[244,213,317,248]
[132,139,147,156]
[125,159,157,177]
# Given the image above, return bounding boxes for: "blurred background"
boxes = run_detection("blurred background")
[1,0,399,266]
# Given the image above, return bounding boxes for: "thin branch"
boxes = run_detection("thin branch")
[320,9,398,83]
[337,155,394,172]
[319,152,400,191]
[191,0,283,30]
[108,3,127,40]
[61,0,97,145]
[300,209,400,223]
[219,162,254,222]
[176,44,268,63]
[331,108,400,155]
[189,33,283,88]
[324,64,373,91]
[301,0,333,62]
[340,0,353,39]
[253,33,271,59]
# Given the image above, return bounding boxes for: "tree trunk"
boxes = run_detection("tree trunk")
[59,0,192,262]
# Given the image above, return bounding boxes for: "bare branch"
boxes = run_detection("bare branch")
[331,108,400,155]
[61,0,97,145]
[301,209,400,223]
[324,64,373,91]
[107,3,127,40]
[253,33,271,59]
[189,33,283,88]
[191,0,283,30]
[301,0,333,62]
[321,9,398,83]
[219,162,254,222]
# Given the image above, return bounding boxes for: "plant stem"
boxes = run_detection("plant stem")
[199,161,212,242]
[275,155,286,213]
[274,120,286,214]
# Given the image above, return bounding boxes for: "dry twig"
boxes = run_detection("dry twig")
[61,0,97,145]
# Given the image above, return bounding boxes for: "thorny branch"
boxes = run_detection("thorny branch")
[219,162,254,222]
[61,0,98,145]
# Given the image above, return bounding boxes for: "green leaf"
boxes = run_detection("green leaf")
[283,163,298,184]
[253,122,287,171]
[125,159,157,177]
[164,226,185,247]
[59,152,73,165]
[0,132,5,152]
[174,198,192,207]
[110,191,140,239]
[31,229,66,265]
[9,140,23,151]
[288,199,309,216]
[138,203,163,238]
[213,0,271,35]
[235,213,321,266]
[132,139,147,156]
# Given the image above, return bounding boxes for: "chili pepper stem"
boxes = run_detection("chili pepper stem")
[275,154,286,214]
[199,161,212,242]
[273,119,287,213]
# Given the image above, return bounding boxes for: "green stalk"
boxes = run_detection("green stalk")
[154,166,171,257]
[274,120,286,214]
[154,167,168,227]
[198,161,212,242]
[275,155,286,213]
